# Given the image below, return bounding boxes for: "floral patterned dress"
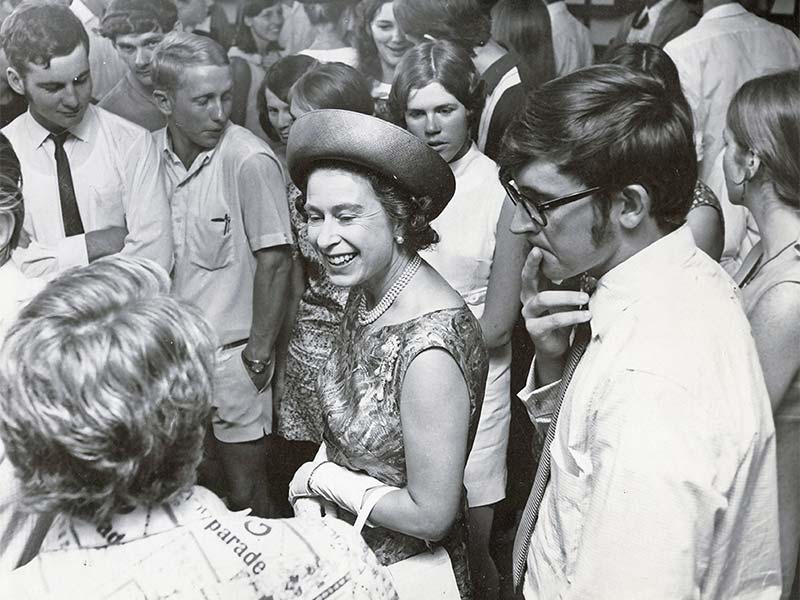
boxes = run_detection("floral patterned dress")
[319,296,488,599]
[278,184,349,442]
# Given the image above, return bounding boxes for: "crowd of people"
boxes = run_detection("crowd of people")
[0,0,798,598]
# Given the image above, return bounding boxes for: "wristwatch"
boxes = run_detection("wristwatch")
[241,351,271,375]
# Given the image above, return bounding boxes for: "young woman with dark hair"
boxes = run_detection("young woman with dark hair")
[390,39,528,600]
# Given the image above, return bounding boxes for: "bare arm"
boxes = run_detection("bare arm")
[748,282,800,412]
[687,205,724,262]
[238,152,294,371]
[272,253,306,408]
[479,197,528,349]
[245,245,293,361]
[367,348,471,541]
[86,227,127,262]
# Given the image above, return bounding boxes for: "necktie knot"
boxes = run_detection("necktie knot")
[50,131,70,148]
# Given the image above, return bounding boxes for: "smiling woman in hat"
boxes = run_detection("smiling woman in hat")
[287,109,488,599]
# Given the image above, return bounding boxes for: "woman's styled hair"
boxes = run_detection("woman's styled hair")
[257,54,318,141]
[289,61,374,116]
[499,64,697,232]
[727,69,800,208]
[304,160,439,253]
[151,31,229,94]
[232,0,282,54]
[388,39,485,130]
[99,0,178,42]
[0,132,24,257]
[606,43,682,98]
[393,0,491,55]
[1,1,89,75]
[354,0,391,82]
[0,257,217,523]
[302,0,351,26]
[490,0,555,89]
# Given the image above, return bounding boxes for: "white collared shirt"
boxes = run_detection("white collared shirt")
[626,0,677,43]
[518,226,781,599]
[154,123,292,346]
[664,3,800,181]
[547,1,594,77]
[3,106,173,277]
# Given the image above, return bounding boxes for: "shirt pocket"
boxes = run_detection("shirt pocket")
[88,180,126,228]
[187,197,234,271]
[545,444,589,578]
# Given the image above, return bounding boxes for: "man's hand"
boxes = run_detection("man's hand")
[521,247,591,383]
[86,226,127,261]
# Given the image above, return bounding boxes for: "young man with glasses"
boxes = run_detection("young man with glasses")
[502,64,781,599]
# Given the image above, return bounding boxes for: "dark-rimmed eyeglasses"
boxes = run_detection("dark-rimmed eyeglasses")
[501,177,603,228]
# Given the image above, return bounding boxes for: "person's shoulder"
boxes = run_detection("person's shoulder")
[97,77,128,109]
[92,105,153,147]
[218,124,281,171]
[1,110,28,140]
[748,278,800,324]
[220,124,276,156]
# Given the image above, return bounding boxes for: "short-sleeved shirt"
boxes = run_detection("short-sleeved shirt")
[3,105,173,277]
[98,72,166,132]
[154,123,292,345]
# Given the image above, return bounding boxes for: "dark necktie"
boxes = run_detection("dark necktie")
[50,131,84,236]
[512,321,593,593]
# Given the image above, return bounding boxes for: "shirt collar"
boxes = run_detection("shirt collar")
[40,489,208,552]
[588,225,698,339]
[547,1,568,15]
[701,2,747,21]
[157,124,225,177]
[25,104,95,148]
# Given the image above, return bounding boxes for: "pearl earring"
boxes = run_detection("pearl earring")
[395,235,405,245]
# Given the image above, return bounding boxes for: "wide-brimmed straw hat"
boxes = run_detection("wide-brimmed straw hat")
[286,109,456,220]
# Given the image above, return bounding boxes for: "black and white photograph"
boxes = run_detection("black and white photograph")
[0,0,798,597]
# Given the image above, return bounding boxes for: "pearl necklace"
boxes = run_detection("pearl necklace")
[358,255,422,325]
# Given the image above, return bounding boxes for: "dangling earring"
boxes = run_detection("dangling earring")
[395,235,405,245]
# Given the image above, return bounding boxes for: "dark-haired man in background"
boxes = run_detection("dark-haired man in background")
[99,0,178,130]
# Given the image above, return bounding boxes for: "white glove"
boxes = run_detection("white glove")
[289,460,400,519]
[293,496,339,520]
